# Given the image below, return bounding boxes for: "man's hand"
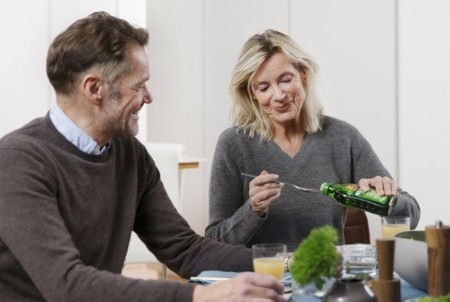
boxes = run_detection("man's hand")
[193,272,285,302]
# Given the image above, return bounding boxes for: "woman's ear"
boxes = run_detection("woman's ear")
[300,70,307,85]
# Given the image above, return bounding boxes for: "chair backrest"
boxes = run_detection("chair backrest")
[146,149,180,211]
[344,208,371,244]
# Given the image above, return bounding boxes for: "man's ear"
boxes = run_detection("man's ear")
[81,74,103,105]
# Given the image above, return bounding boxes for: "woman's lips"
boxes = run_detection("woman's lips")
[274,101,292,112]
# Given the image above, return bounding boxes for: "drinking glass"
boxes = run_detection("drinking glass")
[252,243,286,280]
[338,244,377,275]
[381,216,410,239]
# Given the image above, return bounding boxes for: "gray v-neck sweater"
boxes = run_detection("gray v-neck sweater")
[205,115,420,251]
[0,115,252,302]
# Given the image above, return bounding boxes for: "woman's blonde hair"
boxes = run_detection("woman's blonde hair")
[230,29,323,141]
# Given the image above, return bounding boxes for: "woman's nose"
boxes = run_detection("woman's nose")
[273,85,286,101]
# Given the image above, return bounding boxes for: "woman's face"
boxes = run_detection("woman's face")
[251,52,306,128]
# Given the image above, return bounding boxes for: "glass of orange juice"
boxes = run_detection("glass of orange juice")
[252,243,286,280]
[381,216,410,239]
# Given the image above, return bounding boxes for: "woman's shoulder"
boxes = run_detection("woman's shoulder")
[218,127,255,143]
[215,127,262,157]
[320,115,361,136]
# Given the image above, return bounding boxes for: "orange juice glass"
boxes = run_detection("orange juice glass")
[252,243,286,280]
[381,216,410,239]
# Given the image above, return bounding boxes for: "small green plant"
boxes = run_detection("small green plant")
[290,225,339,290]
[417,293,450,302]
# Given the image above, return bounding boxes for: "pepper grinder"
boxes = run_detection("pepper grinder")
[372,239,401,302]
[425,220,450,297]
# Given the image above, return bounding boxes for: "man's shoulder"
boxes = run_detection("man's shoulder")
[0,117,48,149]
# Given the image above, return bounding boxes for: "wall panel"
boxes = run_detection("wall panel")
[203,0,289,229]
[0,0,50,137]
[2,0,445,247]
[290,0,397,241]
[398,0,450,229]
[146,0,205,234]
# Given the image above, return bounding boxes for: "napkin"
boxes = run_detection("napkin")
[190,270,292,287]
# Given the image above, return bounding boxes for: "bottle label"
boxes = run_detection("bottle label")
[353,189,389,204]
[321,182,394,216]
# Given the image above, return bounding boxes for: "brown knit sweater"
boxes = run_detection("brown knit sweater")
[0,114,252,302]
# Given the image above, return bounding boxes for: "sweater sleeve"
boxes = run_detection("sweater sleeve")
[347,123,421,229]
[132,160,254,278]
[205,130,266,245]
[0,143,252,302]
[0,147,198,302]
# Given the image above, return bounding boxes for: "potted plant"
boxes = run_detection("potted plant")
[290,225,378,302]
[289,225,340,298]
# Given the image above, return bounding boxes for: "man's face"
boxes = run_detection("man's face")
[102,43,152,139]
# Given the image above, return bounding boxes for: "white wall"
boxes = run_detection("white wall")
[0,0,147,141]
[146,0,206,234]
[146,0,400,241]
[0,0,448,243]
[289,0,397,241]
[398,0,450,229]
[0,0,50,138]
[146,0,450,240]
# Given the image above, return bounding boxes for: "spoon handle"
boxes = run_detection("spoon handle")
[241,173,320,193]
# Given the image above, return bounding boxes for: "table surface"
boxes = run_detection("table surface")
[191,271,428,302]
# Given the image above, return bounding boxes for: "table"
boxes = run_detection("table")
[178,156,203,169]
[190,271,428,301]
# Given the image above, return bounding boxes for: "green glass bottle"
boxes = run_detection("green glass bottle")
[320,182,397,216]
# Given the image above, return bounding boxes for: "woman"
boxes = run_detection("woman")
[205,29,420,251]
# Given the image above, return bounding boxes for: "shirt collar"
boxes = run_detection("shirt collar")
[49,104,111,155]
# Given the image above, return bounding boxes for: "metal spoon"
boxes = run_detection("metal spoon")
[241,173,320,193]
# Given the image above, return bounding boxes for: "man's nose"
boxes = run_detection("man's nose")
[143,86,153,104]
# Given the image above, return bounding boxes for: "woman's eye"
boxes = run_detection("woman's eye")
[256,86,269,92]
[280,76,292,83]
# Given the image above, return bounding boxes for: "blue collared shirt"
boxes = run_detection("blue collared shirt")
[49,104,110,155]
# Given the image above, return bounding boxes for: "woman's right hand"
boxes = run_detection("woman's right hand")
[248,171,284,216]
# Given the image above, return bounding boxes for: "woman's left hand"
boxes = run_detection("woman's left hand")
[358,176,397,196]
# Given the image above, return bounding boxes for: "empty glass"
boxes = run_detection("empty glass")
[338,244,377,275]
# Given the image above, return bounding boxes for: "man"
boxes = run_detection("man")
[0,12,284,301]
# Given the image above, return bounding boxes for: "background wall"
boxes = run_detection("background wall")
[146,0,399,240]
[0,0,448,244]
[398,0,450,232]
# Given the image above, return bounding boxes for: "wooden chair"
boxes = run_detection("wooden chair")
[343,208,371,244]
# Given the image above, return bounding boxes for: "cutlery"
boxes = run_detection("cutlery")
[241,173,320,193]
[191,275,293,290]
[189,276,230,283]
